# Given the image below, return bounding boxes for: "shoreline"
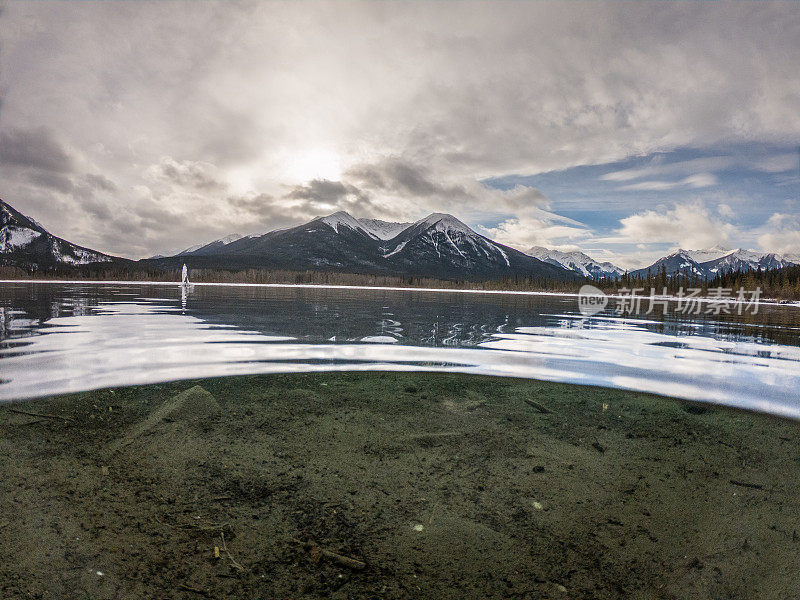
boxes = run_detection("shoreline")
[2,279,798,307]
[1,372,798,598]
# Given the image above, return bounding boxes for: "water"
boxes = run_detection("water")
[1,281,799,417]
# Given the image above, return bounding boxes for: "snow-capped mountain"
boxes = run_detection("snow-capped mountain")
[316,211,371,236]
[679,246,734,263]
[374,213,574,280]
[703,249,797,275]
[526,246,625,280]
[1,199,118,270]
[149,211,579,282]
[357,218,413,240]
[159,210,392,273]
[178,233,243,256]
[6,196,795,284]
[630,250,706,279]
[291,212,411,241]
[631,247,799,280]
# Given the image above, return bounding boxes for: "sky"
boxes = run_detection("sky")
[1,1,799,269]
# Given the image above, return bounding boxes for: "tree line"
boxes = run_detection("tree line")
[2,262,798,300]
[601,264,800,300]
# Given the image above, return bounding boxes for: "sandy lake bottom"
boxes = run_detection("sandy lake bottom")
[1,372,798,599]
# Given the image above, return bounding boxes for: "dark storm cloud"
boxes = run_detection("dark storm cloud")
[226,193,315,232]
[81,173,117,192]
[0,126,74,173]
[345,159,471,200]
[82,197,114,221]
[285,179,364,203]
[147,157,225,191]
[228,193,275,216]
[282,179,378,220]
[27,171,74,194]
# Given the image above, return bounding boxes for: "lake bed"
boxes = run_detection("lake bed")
[2,372,798,599]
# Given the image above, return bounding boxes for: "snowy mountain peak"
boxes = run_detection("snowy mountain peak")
[357,218,412,240]
[1,199,114,266]
[1,200,43,253]
[415,213,475,235]
[526,245,624,280]
[634,246,799,279]
[316,211,369,235]
[178,233,244,255]
[676,246,733,263]
[727,248,778,261]
[1,199,46,233]
[178,243,204,255]
[217,233,243,245]
[0,227,43,253]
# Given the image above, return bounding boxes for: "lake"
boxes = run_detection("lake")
[1,281,798,418]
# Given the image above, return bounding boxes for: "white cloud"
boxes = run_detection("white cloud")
[600,156,739,183]
[760,229,800,255]
[682,173,718,188]
[616,203,738,249]
[602,152,798,186]
[753,153,799,174]
[616,172,718,191]
[589,248,668,271]
[481,217,591,251]
[617,180,679,192]
[717,203,734,217]
[758,213,800,255]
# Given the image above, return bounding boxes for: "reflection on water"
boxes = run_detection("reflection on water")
[1,282,799,417]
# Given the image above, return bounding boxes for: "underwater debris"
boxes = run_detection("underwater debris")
[294,538,366,570]
[524,399,552,414]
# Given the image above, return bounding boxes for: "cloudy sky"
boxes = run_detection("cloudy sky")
[1,1,798,268]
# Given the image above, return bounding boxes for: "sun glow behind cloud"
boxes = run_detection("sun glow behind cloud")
[284,148,343,184]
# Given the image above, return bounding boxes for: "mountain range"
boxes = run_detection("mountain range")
[1,198,797,282]
[147,210,579,281]
[526,246,626,280]
[0,199,117,270]
[629,247,799,280]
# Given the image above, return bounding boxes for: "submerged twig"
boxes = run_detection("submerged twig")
[293,538,366,570]
[179,583,209,596]
[524,399,552,414]
[9,408,74,422]
[220,531,244,572]
[180,521,231,533]
[730,479,763,490]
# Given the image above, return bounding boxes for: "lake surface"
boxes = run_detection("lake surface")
[1,281,799,418]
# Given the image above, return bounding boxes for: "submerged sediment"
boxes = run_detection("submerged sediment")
[1,373,798,599]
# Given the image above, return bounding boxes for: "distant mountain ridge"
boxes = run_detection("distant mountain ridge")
[178,234,244,256]
[356,218,413,240]
[3,197,797,283]
[525,246,625,280]
[152,210,580,282]
[1,199,118,269]
[631,247,799,280]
